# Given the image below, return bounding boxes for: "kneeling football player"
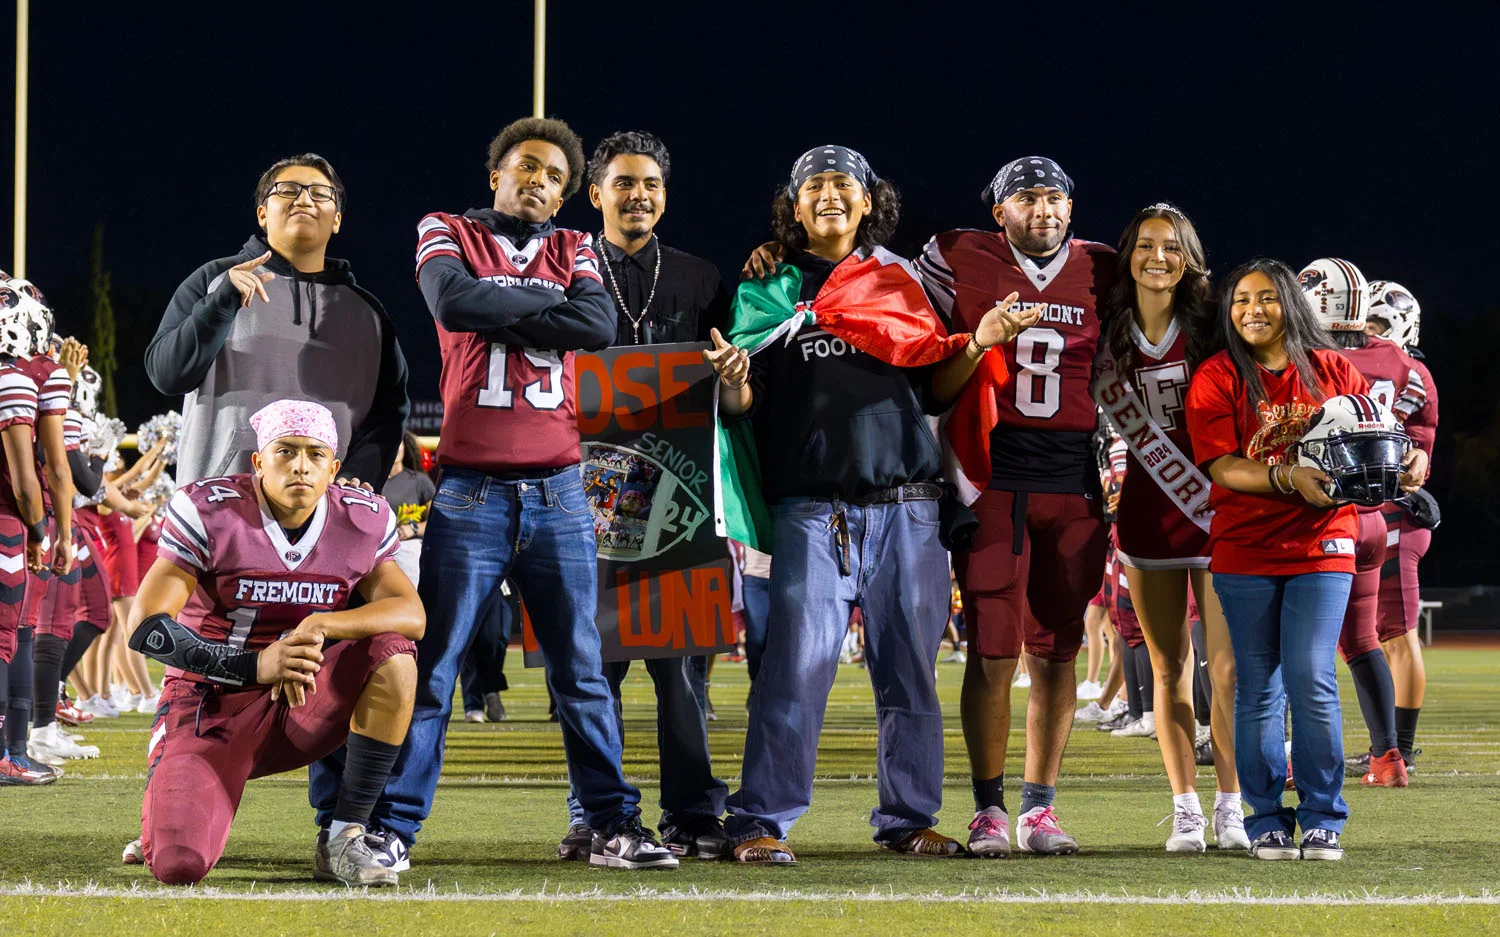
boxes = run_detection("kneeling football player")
[127,399,423,887]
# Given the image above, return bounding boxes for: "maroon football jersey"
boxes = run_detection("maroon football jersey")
[1403,357,1437,459]
[1341,336,1437,460]
[918,230,1113,433]
[0,359,38,517]
[158,474,400,653]
[415,211,602,473]
[17,355,71,510]
[1113,319,1210,567]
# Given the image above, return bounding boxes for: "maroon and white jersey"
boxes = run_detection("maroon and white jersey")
[18,355,71,511]
[415,211,602,474]
[1112,319,1210,568]
[158,474,400,653]
[1342,338,1437,460]
[63,410,85,451]
[0,359,38,517]
[918,230,1113,434]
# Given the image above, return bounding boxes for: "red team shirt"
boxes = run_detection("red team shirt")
[414,212,602,473]
[1113,319,1211,567]
[918,230,1113,490]
[158,474,400,662]
[1186,348,1368,576]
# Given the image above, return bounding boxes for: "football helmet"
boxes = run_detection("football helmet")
[1293,394,1411,507]
[0,286,33,358]
[74,366,102,419]
[1368,280,1421,350]
[1298,258,1369,332]
[4,277,54,355]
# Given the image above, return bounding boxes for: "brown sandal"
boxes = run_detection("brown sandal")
[733,836,796,864]
[887,828,965,857]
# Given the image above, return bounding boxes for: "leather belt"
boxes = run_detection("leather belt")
[848,482,944,506]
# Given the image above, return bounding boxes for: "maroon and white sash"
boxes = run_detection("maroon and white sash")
[1091,351,1213,533]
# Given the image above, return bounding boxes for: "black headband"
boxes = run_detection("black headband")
[987,156,1073,204]
[788,145,877,198]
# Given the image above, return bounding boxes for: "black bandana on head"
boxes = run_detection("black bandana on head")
[987,156,1074,204]
[788,145,878,198]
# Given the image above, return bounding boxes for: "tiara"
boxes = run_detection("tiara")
[1147,202,1182,215]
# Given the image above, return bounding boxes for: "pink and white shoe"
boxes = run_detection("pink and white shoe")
[967,807,1011,858]
[1016,806,1079,855]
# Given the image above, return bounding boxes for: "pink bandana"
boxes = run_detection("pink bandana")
[250,399,339,453]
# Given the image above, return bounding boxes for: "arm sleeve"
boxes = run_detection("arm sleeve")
[417,254,570,332]
[341,292,410,492]
[145,262,242,395]
[1186,364,1242,467]
[477,274,616,352]
[914,235,958,327]
[67,449,106,498]
[1403,360,1438,458]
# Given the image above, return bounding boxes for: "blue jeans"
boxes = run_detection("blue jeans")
[741,574,771,687]
[725,497,950,845]
[1214,571,1353,840]
[338,466,637,844]
[565,654,727,831]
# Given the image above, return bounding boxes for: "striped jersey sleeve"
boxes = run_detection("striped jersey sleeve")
[63,410,85,451]
[914,235,957,322]
[0,366,38,429]
[571,233,602,284]
[415,212,465,278]
[35,363,73,416]
[1391,365,1427,421]
[158,488,212,572]
[375,503,400,566]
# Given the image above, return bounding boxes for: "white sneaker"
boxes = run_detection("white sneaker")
[81,695,121,718]
[1074,701,1109,724]
[1213,802,1251,850]
[1013,672,1032,689]
[118,692,144,712]
[1195,723,1213,746]
[316,824,399,886]
[110,682,130,700]
[1112,712,1157,738]
[1076,680,1102,700]
[464,709,486,723]
[1104,696,1129,719]
[28,721,100,760]
[1162,809,1207,853]
[136,694,161,715]
[967,807,1010,858]
[122,838,145,864]
[1016,806,1078,855]
[25,747,65,767]
[943,650,967,664]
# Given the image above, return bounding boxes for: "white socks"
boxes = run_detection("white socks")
[1214,790,1242,812]
[1173,792,1204,816]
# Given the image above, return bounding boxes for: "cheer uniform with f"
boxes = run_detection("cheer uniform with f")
[350,206,634,847]
[918,230,1113,662]
[140,473,408,885]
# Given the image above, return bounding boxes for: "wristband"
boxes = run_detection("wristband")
[969,335,994,354]
[129,613,259,686]
[26,520,45,542]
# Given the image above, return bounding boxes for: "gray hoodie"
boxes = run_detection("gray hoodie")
[146,235,408,490]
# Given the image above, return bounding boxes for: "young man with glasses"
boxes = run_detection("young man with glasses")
[146,154,409,491]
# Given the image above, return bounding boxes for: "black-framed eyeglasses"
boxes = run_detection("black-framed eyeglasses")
[266,181,338,203]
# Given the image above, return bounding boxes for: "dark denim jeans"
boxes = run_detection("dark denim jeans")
[327,466,639,844]
[565,654,727,831]
[1214,571,1353,839]
[725,497,950,845]
[741,573,771,687]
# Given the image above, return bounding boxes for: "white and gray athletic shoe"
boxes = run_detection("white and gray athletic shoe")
[122,838,144,865]
[316,824,399,886]
[1016,806,1078,855]
[1213,803,1251,851]
[28,721,99,760]
[1163,809,1207,853]
[589,820,680,869]
[967,807,1011,859]
[362,825,411,872]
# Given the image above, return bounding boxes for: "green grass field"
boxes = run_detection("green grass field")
[4,648,1498,936]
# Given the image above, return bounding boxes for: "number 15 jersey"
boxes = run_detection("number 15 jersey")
[158,474,400,653]
[918,229,1115,492]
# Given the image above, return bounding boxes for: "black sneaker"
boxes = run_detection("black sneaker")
[661,817,729,860]
[361,824,411,872]
[1403,748,1421,775]
[484,691,507,722]
[1344,749,1372,777]
[589,819,680,869]
[1301,828,1343,861]
[558,823,594,861]
[1249,830,1300,860]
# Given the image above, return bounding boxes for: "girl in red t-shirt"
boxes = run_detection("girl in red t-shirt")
[1186,259,1426,862]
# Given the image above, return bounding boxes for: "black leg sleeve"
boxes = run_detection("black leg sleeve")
[1347,649,1399,754]
[6,628,34,750]
[61,623,105,685]
[31,633,67,729]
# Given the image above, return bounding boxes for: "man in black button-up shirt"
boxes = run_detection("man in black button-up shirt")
[555,131,731,861]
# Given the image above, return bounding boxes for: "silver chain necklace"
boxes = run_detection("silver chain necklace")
[599,233,661,344]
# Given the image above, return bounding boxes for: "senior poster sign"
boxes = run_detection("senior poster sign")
[522,343,736,665]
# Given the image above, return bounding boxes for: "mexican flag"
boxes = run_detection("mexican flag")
[714,248,1007,549]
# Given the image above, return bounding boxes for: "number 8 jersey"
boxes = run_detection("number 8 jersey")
[157,474,400,654]
[918,229,1114,491]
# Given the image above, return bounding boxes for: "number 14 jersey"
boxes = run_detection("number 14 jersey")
[158,474,400,652]
[918,230,1114,492]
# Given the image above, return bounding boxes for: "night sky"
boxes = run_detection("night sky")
[4,4,1495,585]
